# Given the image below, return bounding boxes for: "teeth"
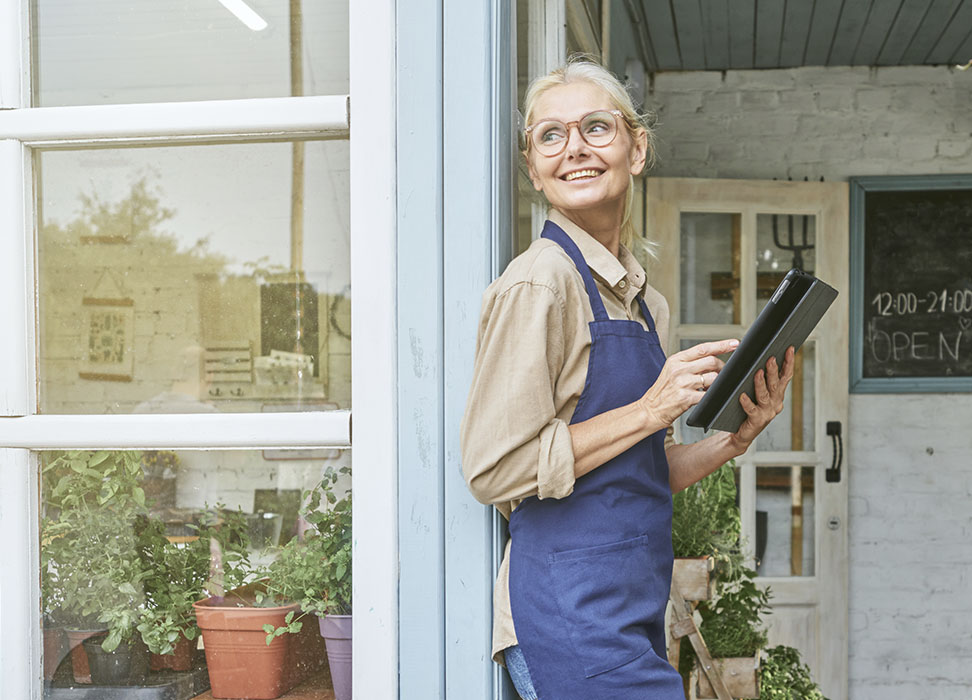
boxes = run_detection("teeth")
[564,169,600,181]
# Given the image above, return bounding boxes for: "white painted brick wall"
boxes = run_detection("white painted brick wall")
[646,65,972,699]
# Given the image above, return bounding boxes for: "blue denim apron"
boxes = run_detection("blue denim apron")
[508,221,684,698]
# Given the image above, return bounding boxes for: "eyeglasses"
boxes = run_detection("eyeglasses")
[524,110,624,157]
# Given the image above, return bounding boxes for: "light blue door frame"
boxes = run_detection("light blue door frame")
[397,0,516,698]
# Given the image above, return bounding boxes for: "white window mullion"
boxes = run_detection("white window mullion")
[0,0,26,108]
[0,139,29,416]
[350,0,397,698]
[0,449,40,700]
[0,411,351,449]
[0,95,349,144]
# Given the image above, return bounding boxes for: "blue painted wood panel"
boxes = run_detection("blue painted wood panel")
[779,0,816,67]
[877,0,934,65]
[926,0,972,62]
[804,0,845,65]
[853,0,906,65]
[643,0,682,69]
[828,0,873,65]
[754,0,786,68]
[899,0,964,64]
[728,0,756,68]
[671,0,707,69]
[443,0,502,696]
[702,0,731,70]
[397,1,446,698]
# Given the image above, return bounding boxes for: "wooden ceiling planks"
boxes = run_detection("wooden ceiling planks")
[727,0,757,69]
[637,0,970,71]
[754,0,787,68]
[925,0,972,62]
[642,0,681,70]
[670,0,707,69]
[702,0,731,71]
[828,0,875,65]
[803,0,846,66]
[897,0,964,63]
[853,0,908,65]
[876,0,937,64]
[779,0,817,68]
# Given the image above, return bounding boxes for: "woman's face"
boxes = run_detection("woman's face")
[525,82,647,225]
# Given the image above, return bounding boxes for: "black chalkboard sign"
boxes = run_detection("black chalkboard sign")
[850,175,972,392]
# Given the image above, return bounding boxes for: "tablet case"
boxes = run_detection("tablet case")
[685,269,838,433]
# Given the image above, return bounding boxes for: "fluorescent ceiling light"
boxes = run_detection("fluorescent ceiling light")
[217,0,269,31]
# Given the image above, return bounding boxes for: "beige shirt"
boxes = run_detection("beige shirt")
[460,209,674,665]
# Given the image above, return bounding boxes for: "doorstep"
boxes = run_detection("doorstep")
[191,669,335,700]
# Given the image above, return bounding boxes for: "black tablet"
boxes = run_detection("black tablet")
[685,269,838,433]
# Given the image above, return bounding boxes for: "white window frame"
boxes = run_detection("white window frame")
[0,1,397,698]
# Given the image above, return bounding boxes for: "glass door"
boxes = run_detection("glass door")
[644,177,850,699]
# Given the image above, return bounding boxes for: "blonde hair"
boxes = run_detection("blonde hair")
[522,58,657,248]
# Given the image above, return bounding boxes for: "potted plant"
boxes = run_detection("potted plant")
[692,566,770,698]
[192,502,326,700]
[41,450,151,685]
[759,645,829,700]
[262,465,352,700]
[138,506,251,671]
[140,450,182,508]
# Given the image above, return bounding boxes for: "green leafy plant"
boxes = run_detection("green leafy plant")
[261,465,352,644]
[696,566,771,658]
[672,460,744,580]
[759,645,829,700]
[41,451,150,651]
[136,506,251,656]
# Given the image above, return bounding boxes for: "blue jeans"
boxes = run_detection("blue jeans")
[505,645,538,700]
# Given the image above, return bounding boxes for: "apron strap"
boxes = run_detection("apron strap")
[541,221,609,322]
[636,295,656,333]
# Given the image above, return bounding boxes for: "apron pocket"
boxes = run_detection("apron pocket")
[548,534,659,678]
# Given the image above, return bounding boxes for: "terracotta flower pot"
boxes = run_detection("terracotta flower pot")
[43,626,66,681]
[64,628,106,684]
[193,582,326,700]
[149,630,197,672]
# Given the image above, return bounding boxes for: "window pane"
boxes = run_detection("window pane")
[756,342,816,452]
[33,0,348,107]
[40,448,351,695]
[680,212,741,324]
[755,466,815,577]
[37,142,350,414]
[755,212,817,315]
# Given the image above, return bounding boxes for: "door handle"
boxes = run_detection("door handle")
[826,421,842,483]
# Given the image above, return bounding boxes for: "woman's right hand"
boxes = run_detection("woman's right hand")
[638,339,739,429]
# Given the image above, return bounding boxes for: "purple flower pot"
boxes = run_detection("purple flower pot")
[319,615,352,700]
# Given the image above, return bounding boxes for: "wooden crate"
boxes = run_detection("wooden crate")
[695,655,760,699]
[672,556,715,602]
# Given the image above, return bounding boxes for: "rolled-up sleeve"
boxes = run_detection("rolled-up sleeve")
[461,280,576,505]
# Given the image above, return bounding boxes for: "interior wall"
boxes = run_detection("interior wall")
[643,64,972,699]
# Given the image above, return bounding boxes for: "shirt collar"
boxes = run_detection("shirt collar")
[548,209,647,292]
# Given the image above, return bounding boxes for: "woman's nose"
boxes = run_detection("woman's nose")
[564,124,589,157]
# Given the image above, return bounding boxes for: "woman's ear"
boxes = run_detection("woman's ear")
[629,129,649,177]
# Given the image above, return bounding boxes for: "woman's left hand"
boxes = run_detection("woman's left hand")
[731,346,796,450]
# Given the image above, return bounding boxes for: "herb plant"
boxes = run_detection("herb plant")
[759,645,830,700]
[261,465,352,644]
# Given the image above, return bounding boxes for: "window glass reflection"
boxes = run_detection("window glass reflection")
[40,448,351,694]
[37,142,350,414]
[755,466,815,578]
[33,0,348,106]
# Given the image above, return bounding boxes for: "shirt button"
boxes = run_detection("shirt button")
[618,279,627,289]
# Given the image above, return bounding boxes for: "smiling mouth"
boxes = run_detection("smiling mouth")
[562,169,603,182]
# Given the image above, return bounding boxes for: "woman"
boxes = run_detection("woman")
[460,60,793,700]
